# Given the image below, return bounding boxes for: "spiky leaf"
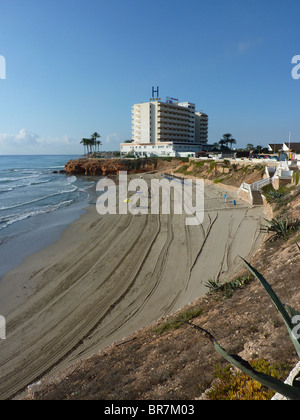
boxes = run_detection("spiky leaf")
[242,258,300,358]
[186,322,300,400]
[214,340,300,400]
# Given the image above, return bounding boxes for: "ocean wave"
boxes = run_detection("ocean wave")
[0,215,11,224]
[0,178,14,183]
[0,200,74,231]
[0,173,41,183]
[0,187,13,194]
[28,179,52,186]
[7,169,37,173]
[78,186,94,192]
[0,185,78,211]
[0,178,52,192]
[66,175,77,184]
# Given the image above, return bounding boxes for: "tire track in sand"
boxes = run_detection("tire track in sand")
[0,212,161,399]
[0,176,265,399]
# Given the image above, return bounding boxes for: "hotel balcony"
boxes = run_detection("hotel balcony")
[158,116,192,125]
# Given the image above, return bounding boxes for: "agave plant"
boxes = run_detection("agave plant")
[205,275,252,299]
[187,258,300,400]
[261,217,300,242]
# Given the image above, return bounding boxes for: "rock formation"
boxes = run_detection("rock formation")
[65,158,181,176]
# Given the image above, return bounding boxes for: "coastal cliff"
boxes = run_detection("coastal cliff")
[65,158,182,176]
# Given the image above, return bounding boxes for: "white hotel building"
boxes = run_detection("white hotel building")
[120,99,208,158]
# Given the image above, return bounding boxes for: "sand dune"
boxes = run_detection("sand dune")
[0,174,266,399]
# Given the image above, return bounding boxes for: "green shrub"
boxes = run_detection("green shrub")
[260,217,300,241]
[154,306,203,335]
[242,165,251,174]
[206,274,253,299]
[261,185,288,203]
[208,161,217,172]
[187,259,300,400]
[175,164,189,175]
[194,161,205,168]
[207,359,288,400]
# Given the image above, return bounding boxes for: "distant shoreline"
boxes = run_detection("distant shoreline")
[0,155,94,283]
[0,198,90,285]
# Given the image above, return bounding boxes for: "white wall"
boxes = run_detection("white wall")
[139,103,151,143]
[150,102,156,144]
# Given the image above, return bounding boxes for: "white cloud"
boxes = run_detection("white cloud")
[0,129,80,155]
[15,129,40,145]
[237,41,256,54]
[104,132,122,149]
[225,38,262,57]
[0,129,124,154]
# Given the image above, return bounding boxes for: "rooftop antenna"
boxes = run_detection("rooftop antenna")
[289,131,291,148]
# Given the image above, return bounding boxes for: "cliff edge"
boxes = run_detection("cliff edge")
[65,158,183,176]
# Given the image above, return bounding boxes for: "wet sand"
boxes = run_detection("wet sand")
[0,174,266,399]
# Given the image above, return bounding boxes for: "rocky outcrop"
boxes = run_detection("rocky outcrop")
[65,158,182,176]
[272,362,300,400]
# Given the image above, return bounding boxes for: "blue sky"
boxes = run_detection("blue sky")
[0,0,300,154]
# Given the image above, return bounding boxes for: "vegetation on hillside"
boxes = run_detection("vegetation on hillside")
[174,160,266,187]
[186,258,300,400]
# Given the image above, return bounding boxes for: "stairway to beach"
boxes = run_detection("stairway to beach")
[251,189,264,205]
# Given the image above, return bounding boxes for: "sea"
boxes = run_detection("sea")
[0,155,100,280]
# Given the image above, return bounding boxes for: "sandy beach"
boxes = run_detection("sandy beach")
[0,173,266,399]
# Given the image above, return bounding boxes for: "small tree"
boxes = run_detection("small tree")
[80,138,90,156]
[223,133,237,150]
[80,132,102,155]
[219,139,227,151]
[91,132,101,153]
[96,140,102,153]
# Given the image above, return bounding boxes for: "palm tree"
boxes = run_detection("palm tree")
[222,133,237,150]
[80,138,90,156]
[80,138,85,155]
[218,138,227,151]
[91,132,101,153]
[87,138,94,155]
[96,140,102,153]
[80,132,102,156]
[228,138,237,149]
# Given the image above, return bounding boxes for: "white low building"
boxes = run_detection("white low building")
[121,98,208,158]
[120,142,200,158]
